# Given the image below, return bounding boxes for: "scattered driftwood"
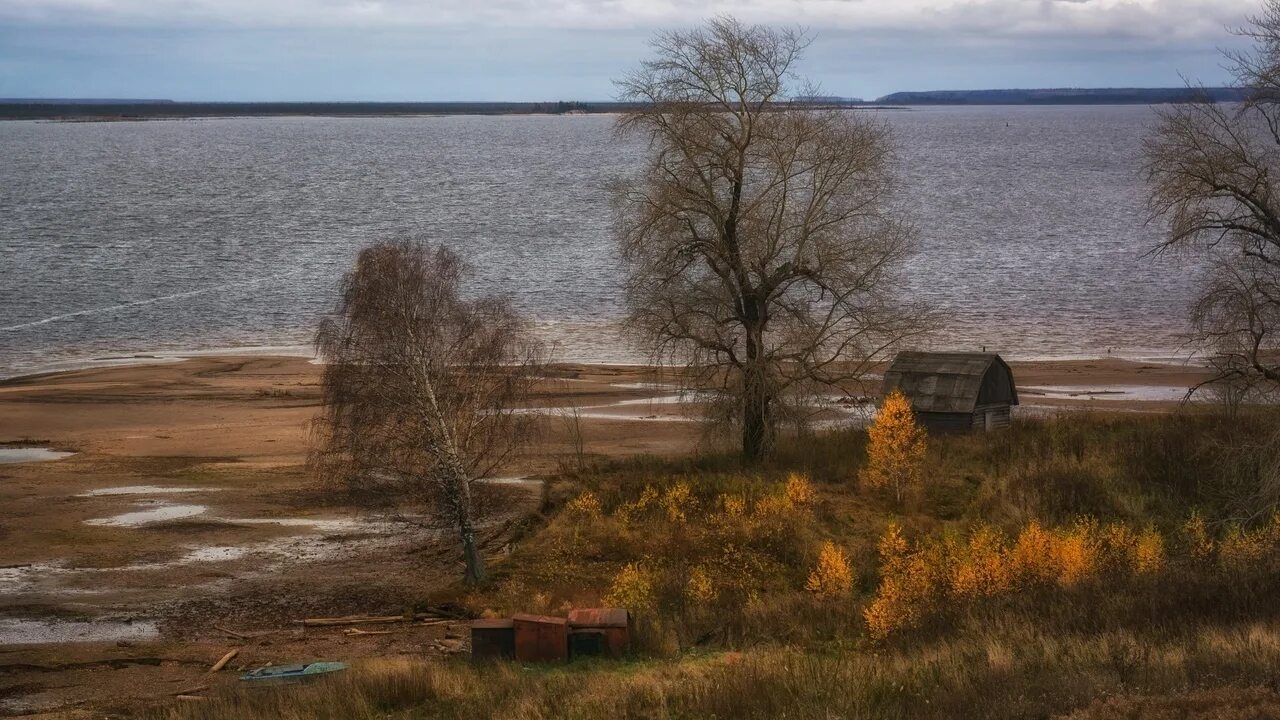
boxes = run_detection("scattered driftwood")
[342,628,393,636]
[172,685,209,696]
[209,649,239,673]
[175,695,209,702]
[214,626,277,639]
[300,612,449,627]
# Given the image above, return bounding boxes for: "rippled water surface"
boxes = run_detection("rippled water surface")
[0,107,1202,377]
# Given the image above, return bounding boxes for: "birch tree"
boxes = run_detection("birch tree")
[311,240,539,584]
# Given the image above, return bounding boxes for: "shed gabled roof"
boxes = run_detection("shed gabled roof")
[881,351,1018,413]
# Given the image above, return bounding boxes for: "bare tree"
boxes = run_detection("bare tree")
[310,240,539,584]
[613,17,930,459]
[1145,1,1280,388]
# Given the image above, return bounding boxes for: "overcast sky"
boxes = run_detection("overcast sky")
[0,0,1259,101]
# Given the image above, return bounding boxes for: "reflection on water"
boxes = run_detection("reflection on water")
[0,447,75,464]
[0,617,159,645]
[84,502,208,527]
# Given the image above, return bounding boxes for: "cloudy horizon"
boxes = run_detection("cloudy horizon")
[0,0,1259,101]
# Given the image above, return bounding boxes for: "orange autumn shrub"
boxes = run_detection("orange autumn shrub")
[720,493,747,519]
[785,472,818,507]
[604,562,656,614]
[1009,521,1058,584]
[866,518,1182,640]
[662,481,695,523]
[685,565,718,605]
[860,389,927,502]
[1133,526,1165,575]
[950,524,1013,600]
[1219,525,1270,573]
[565,490,603,519]
[805,541,854,598]
[1055,518,1101,587]
[1182,511,1215,560]
[616,485,660,523]
[864,525,945,639]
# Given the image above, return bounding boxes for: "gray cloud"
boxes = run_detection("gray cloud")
[0,0,1256,44]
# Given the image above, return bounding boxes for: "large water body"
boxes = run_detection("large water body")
[0,106,1202,378]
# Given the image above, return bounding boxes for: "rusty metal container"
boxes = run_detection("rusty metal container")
[470,618,515,661]
[567,608,631,658]
[568,628,607,659]
[512,614,568,663]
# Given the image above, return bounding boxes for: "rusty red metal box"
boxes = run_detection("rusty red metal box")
[512,613,568,663]
[567,608,631,658]
[470,618,515,661]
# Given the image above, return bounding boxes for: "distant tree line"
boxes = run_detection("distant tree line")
[878,87,1250,105]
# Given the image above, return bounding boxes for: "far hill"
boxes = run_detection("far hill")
[875,87,1248,105]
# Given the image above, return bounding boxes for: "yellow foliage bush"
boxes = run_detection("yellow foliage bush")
[1182,511,1215,560]
[1133,526,1165,575]
[616,485,660,523]
[950,524,1013,600]
[720,493,747,519]
[1219,525,1270,573]
[565,491,602,519]
[604,562,656,614]
[663,481,694,523]
[805,541,854,598]
[865,544,943,639]
[866,518,1181,640]
[879,522,910,572]
[1009,521,1058,585]
[860,389,927,502]
[1054,519,1100,587]
[785,472,818,506]
[685,565,718,605]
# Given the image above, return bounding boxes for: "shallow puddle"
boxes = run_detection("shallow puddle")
[80,485,221,497]
[1021,384,1189,402]
[0,617,159,645]
[476,475,537,486]
[84,502,208,527]
[0,447,75,464]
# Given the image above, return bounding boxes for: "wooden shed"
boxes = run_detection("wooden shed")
[881,351,1018,433]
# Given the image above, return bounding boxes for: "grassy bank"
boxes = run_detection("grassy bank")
[157,410,1280,719]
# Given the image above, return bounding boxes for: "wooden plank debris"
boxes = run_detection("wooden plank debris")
[299,613,449,627]
[214,626,276,639]
[171,685,209,696]
[209,649,239,673]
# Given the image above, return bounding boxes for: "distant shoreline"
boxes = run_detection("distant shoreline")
[0,102,911,123]
[0,87,1245,122]
[0,344,1208,385]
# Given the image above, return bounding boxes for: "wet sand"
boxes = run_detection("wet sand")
[0,354,1213,716]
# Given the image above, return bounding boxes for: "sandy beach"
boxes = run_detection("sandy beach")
[0,354,1213,716]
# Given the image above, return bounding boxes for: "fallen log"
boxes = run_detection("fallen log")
[175,695,208,702]
[342,628,393,636]
[172,685,209,696]
[209,649,239,673]
[300,613,448,627]
[214,626,277,639]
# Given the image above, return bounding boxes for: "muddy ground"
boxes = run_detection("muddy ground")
[0,355,1211,717]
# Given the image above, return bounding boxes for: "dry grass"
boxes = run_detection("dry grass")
[157,620,1280,720]
[157,410,1280,719]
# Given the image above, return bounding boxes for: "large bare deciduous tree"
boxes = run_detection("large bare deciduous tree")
[1145,1,1280,391]
[613,17,929,459]
[311,240,539,584]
